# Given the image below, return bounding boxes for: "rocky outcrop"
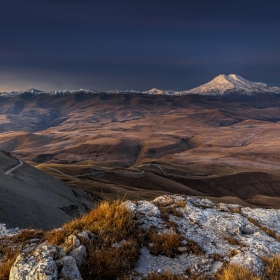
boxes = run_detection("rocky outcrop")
[9,244,58,280]
[4,195,280,279]
[125,195,280,276]
[0,224,20,237]
[8,233,88,280]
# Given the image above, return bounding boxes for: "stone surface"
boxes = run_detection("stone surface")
[69,245,87,267]
[9,245,58,280]
[124,195,280,277]
[230,252,264,276]
[60,256,83,280]
[77,231,89,241]
[0,223,20,237]
[242,207,280,235]
[62,234,81,253]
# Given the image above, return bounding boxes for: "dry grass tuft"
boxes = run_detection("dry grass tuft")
[209,253,223,261]
[154,201,183,223]
[216,264,260,280]
[262,255,280,280]
[81,239,139,280]
[184,238,205,255]
[44,228,66,245]
[160,207,183,221]
[154,200,174,208]
[8,229,44,245]
[149,232,181,258]
[185,269,213,280]
[176,200,186,208]
[45,199,134,246]
[46,199,141,280]
[224,236,241,246]
[228,249,239,258]
[247,217,280,242]
[0,247,21,280]
[232,206,242,213]
[144,271,185,280]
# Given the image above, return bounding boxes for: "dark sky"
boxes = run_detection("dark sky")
[1,0,280,92]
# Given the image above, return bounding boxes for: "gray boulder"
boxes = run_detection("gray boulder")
[60,256,83,280]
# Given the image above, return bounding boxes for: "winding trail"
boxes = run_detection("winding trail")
[45,167,106,178]
[5,160,23,175]
[137,163,173,176]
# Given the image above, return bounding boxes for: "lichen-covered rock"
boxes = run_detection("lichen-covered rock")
[242,207,280,235]
[124,195,280,277]
[60,256,83,280]
[62,234,81,253]
[77,231,89,242]
[0,223,20,237]
[9,245,58,280]
[135,247,223,276]
[125,200,163,230]
[230,252,264,276]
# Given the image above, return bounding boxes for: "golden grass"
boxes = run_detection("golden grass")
[176,200,187,208]
[262,255,280,280]
[46,199,140,280]
[224,236,241,246]
[209,253,223,261]
[228,249,239,258]
[232,206,242,213]
[216,264,260,280]
[158,206,183,222]
[149,232,181,258]
[184,238,205,255]
[45,199,134,246]
[247,217,280,242]
[0,247,21,280]
[216,255,280,280]
[81,239,139,280]
[8,229,44,245]
[154,201,184,223]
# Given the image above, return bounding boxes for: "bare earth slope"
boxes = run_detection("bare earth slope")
[0,151,93,229]
[1,92,280,207]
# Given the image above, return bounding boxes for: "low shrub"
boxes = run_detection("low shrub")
[262,255,280,280]
[216,264,260,280]
[149,232,181,257]
[0,247,21,280]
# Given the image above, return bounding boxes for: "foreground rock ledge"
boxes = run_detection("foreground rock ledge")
[5,195,280,279]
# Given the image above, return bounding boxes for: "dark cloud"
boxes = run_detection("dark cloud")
[0,0,280,91]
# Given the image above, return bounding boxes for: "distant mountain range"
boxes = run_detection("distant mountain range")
[1,74,280,97]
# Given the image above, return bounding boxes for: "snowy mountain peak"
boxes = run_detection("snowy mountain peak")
[143,88,175,95]
[1,74,280,97]
[183,74,280,95]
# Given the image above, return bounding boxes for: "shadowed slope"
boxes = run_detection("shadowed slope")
[0,151,93,229]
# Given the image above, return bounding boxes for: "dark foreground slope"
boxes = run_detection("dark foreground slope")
[0,151,93,229]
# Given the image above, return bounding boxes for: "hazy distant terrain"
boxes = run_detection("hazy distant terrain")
[1,91,280,207]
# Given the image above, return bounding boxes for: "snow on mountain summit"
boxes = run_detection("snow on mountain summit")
[143,88,175,95]
[182,74,280,95]
[1,74,279,97]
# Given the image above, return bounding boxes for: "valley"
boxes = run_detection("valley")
[1,86,280,208]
